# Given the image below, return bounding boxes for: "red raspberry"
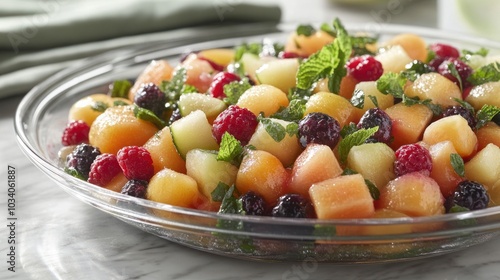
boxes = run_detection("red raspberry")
[345,55,383,82]
[212,105,258,145]
[429,43,460,59]
[61,120,90,146]
[394,143,433,177]
[437,58,472,88]
[117,146,154,181]
[88,153,122,187]
[208,72,241,99]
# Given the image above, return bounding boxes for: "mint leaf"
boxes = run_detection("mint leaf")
[365,179,380,200]
[368,95,379,108]
[113,100,129,106]
[160,67,188,102]
[296,24,316,36]
[350,35,378,56]
[182,84,197,94]
[64,167,86,180]
[453,98,475,115]
[320,23,335,37]
[376,72,406,98]
[338,126,379,164]
[449,204,470,213]
[91,101,108,112]
[402,95,443,116]
[462,47,489,59]
[133,105,166,129]
[341,168,358,175]
[259,118,286,142]
[476,104,500,129]
[313,224,336,237]
[211,182,230,202]
[350,89,365,109]
[223,79,252,105]
[467,62,500,86]
[296,18,351,94]
[271,99,306,122]
[217,132,244,165]
[234,42,262,61]
[450,153,465,177]
[109,80,132,98]
[447,62,463,91]
[340,122,358,138]
[285,122,299,137]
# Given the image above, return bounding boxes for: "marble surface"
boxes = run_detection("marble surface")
[4,0,500,279]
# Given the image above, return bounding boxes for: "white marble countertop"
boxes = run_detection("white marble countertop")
[4,0,500,279]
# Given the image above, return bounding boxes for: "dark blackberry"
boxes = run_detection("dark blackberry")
[239,191,267,216]
[271,194,313,218]
[65,143,101,179]
[442,105,477,129]
[134,83,166,117]
[446,180,489,212]
[298,112,341,149]
[492,112,500,126]
[357,108,393,144]
[121,179,148,198]
[437,58,473,88]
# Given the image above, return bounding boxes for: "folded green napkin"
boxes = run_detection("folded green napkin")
[0,0,281,98]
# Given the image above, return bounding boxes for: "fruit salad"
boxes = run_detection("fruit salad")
[60,18,500,224]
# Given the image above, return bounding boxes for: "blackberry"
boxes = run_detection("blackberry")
[65,143,101,179]
[298,112,341,149]
[271,194,313,218]
[446,180,489,211]
[442,105,477,129]
[121,179,148,198]
[134,83,167,117]
[357,108,393,144]
[239,191,267,216]
[492,112,500,126]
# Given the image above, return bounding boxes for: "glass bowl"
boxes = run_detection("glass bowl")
[15,23,500,263]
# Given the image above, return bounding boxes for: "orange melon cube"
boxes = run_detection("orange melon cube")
[309,174,375,219]
[476,122,500,151]
[429,141,464,198]
[129,60,174,100]
[143,126,186,174]
[385,103,433,150]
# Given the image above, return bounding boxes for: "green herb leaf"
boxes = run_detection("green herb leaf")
[340,122,358,138]
[223,79,252,105]
[113,100,129,107]
[449,204,470,213]
[453,98,475,115]
[91,101,109,112]
[234,42,262,61]
[376,72,406,98]
[296,24,316,36]
[64,167,86,180]
[109,80,132,98]
[402,96,443,116]
[217,132,244,165]
[338,126,379,164]
[467,62,500,86]
[350,89,365,109]
[319,23,335,37]
[160,67,188,102]
[211,182,231,202]
[476,104,500,129]
[133,105,166,129]
[182,84,198,94]
[296,18,351,94]
[426,49,436,63]
[313,224,336,237]
[450,153,465,177]
[447,62,463,91]
[350,35,378,56]
[368,95,379,108]
[365,179,380,200]
[341,168,358,175]
[259,118,286,142]
[271,99,306,122]
[462,47,489,58]
[285,122,299,137]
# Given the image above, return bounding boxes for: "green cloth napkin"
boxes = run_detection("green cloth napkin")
[0,0,281,98]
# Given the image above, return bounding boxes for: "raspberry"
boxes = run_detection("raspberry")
[446,180,489,211]
[65,143,101,179]
[88,153,122,187]
[271,194,313,218]
[121,179,148,198]
[239,191,267,216]
[134,83,166,117]
[442,105,477,129]
[61,120,90,146]
[212,105,258,145]
[428,57,445,72]
[208,72,240,99]
[198,56,224,72]
[117,146,154,181]
[357,108,393,144]
[345,55,383,82]
[394,143,432,177]
[437,58,473,88]
[298,112,341,149]
[278,51,304,59]
[429,43,460,59]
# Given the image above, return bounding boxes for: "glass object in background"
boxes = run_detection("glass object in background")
[438,0,500,41]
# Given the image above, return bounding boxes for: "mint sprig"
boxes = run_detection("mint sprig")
[376,72,406,98]
[450,153,465,177]
[223,79,252,105]
[133,105,166,129]
[217,132,244,165]
[296,18,352,94]
[108,80,132,98]
[270,99,306,122]
[476,104,500,129]
[91,101,109,113]
[296,24,316,36]
[467,62,500,86]
[338,126,379,164]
